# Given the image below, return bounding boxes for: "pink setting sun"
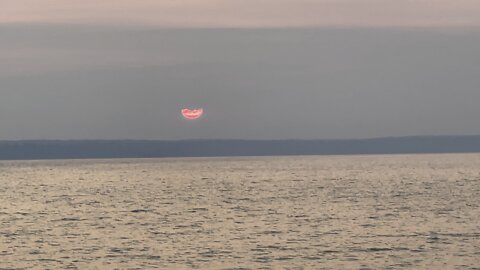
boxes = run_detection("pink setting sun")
[181,108,203,120]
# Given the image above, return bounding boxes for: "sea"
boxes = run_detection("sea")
[0,154,479,269]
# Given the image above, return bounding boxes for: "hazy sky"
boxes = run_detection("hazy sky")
[4,0,480,27]
[1,1,480,140]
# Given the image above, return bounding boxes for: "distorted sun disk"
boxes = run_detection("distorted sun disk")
[181,108,203,120]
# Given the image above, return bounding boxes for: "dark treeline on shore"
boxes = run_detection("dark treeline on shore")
[1,136,480,160]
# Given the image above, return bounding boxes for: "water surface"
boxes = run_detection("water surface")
[1,154,479,269]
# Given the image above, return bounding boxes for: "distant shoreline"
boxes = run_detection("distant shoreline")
[1,135,480,161]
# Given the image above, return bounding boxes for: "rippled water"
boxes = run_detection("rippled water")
[1,154,480,269]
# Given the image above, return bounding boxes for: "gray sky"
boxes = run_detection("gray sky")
[1,2,480,140]
[4,0,480,27]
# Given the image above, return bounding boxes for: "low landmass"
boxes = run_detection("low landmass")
[1,135,480,160]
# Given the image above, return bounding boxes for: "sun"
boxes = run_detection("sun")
[181,108,204,120]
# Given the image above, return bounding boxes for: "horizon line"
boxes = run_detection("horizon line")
[2,134,480,142]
